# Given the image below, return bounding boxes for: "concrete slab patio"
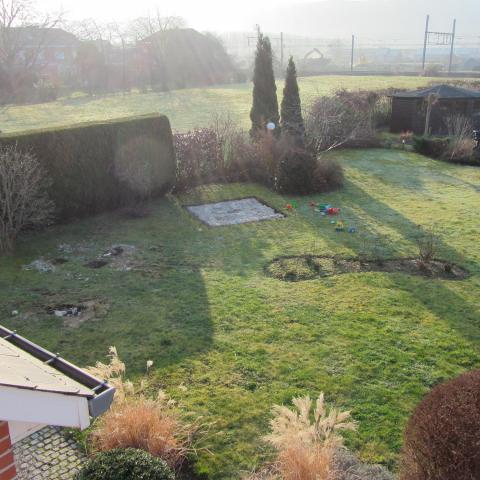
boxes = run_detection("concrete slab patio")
[186,197,284,227]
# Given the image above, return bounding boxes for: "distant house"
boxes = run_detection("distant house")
[138,28,238,90]
[12,27,80,81]
[390,84,480,135]
[0,325,114,480]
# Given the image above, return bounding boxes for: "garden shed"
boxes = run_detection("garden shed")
[0,325,115,480]
[390,84,480,134]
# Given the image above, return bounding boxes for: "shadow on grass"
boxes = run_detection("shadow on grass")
[0,201,215,375]
[313,180,480,345]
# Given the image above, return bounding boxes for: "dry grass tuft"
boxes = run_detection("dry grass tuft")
[261,393,356,480]
[91,398,192,470]
[87,346,199,470]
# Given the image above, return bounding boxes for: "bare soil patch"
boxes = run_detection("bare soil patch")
[45,299,109,328]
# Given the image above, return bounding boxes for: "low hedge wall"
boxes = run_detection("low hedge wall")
[0,114,176,221]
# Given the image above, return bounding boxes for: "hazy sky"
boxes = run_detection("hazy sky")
[41,0,480,42]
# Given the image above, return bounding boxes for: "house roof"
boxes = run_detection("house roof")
[392,84,480,99]
[0,337,92,397]
[0,325,114,419]
[11,27,80,47]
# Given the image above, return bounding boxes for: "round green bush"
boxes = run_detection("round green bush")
[75,448,175,480]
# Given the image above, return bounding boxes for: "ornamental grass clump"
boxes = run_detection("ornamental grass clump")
[87,347,199,471]
[264,393,356,480]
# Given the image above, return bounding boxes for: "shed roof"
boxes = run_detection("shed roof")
[0,337,92,397]
[392,84,480,99]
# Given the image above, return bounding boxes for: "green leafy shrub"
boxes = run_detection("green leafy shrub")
[401,369,480,480]
[75,448,174,480]
[413,136,449,159]
[0,115,175,221]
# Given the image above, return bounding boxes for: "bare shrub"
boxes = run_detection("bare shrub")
[264,393,356,480]
[445,114,475,163]
[415,226,438,264]
[306,90,381,154]
[87,347,198,471]
[400,369,480,480]
[0,145,54,253]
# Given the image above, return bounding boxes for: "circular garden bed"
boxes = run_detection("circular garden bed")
[265,255,469,282]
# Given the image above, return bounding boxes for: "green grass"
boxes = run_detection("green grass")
[1,149,479,478]
[0,75,467,134]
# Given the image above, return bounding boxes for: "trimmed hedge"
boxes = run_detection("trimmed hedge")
[0,114,176,221]
[401,369,480,480]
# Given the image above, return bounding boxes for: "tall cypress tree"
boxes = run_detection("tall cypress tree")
[250,33,279,137]
[280,56,305,141]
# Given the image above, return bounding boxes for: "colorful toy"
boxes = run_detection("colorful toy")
[286,204,293,211]
[348,227,357,234]
[319,203,330,212]
[291,201,298,209]
[326,207,340,215]
[335,221,345,232]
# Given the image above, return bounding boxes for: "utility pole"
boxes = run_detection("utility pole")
[448,19,456,75]
[280,32,284,70]
[350,34,355,73]
[422,14,430,71]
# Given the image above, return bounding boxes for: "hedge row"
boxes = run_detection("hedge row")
[0,114,176,221]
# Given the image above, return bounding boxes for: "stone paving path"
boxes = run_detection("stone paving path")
[13,426,86,479]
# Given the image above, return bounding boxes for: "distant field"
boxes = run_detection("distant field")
[0,75,469,134]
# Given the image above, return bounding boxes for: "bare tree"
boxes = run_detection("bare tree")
[128,11,186,91]
[0,144,54,253]
[107,21,134,92]
[0,0,63,100]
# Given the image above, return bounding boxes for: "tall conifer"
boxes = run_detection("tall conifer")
[250,33,279,137]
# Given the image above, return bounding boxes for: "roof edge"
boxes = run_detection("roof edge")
[0,325,115,417]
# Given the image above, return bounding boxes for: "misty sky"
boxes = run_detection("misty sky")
[42,0,480,43]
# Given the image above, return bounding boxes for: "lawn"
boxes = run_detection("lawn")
[0,75,467,134]
[1,149,479,478]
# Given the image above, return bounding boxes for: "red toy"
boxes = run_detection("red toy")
[326,207,340,215]
[286,204,293,210]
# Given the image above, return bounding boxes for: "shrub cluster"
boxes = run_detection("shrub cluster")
[0,114,176,221]
[413,135,479,165]
[75,448,174,480]
[174,122,344,195]
[306,89,384,153]
[401,369,480,480]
